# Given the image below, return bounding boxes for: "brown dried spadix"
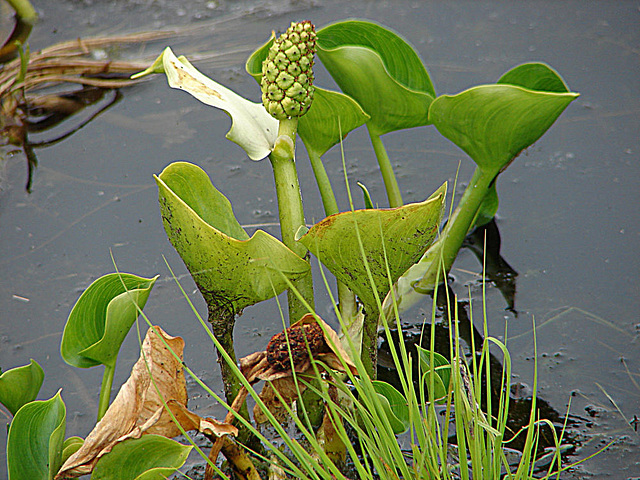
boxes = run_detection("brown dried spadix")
[261,21,316,120]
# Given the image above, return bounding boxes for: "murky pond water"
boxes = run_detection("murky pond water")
[1,0,639,478]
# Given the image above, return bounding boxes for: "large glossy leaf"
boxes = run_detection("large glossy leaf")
[371,380,409,434]
[135,47,278,161]
[90,435,191,480]
[429,84,578,175]
[317,20,435,135]
[0,359,44,416]
[7,390,66,480]
[61,273,157,369]
[156,161,310,316]
[246,35,369,158]
[298,183,445,311]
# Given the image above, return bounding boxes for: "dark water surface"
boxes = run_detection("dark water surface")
[1,1,638,477]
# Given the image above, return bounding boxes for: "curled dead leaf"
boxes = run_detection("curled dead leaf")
[55,326,236,479]
[239,314,359,424]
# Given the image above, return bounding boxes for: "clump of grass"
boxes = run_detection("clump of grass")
[145,240,582,480]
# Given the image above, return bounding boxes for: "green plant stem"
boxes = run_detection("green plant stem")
[208,308,257,449]
[6,0,38,24]
[415,167,496,293]
[308,150,339,215]
[367,125,403,208]
[97,364,115,421]
[360,305,379,379]
[308,149,357,320]
[269,117,314,322]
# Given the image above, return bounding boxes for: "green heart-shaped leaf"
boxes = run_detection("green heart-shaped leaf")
[497,62,570,93]
[371,380,409,434]
[61,273,158,369]
[416,346,452,401]
[317,20,435,135]
[429,84,578,175]
[136,47,278,161]
[156,161,310,317]
[0,359,44,416]
[7,390,66,480]
[246,35,369,158]
[299,183,445,311]
[90,435,191,480]
[297,88,369,158]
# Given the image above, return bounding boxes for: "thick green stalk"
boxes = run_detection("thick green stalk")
[415,167,496,293]
[0,0,37,62]
[360,305,379,379]
[367,125,403,208]
[269,117,314,322]
[308,149,339,215]
[308,149,357,320]
[97,364,115,421]
[208,308,257,449]
[6,0,37,24]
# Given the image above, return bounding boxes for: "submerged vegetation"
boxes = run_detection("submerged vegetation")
[2,12,606,480]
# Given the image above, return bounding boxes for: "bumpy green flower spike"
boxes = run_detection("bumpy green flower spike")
[261,21,316,120]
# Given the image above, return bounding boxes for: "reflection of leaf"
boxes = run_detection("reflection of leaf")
[139,47,278,161]
[299,184,445,311]
[246,36,369,158]
[0,359,44,416]
[156,162,310,318]
[90,435,191,480]
[317,20,435,135]
[61,273,157,369]
[7,390,66,480]
[56,326,236,479]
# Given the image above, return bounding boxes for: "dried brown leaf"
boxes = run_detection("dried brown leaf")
[55,325,235,479]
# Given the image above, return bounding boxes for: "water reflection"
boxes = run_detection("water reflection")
[378,290,576,466]
[378,218,576,465]
[463,219,518,313]
[1,86,122,191]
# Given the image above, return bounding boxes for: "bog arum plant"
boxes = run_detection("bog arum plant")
[3,17,590,480]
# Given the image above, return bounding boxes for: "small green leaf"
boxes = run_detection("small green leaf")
[429,84,578,175]
[61,273,158,369]
[416,346,449,370]
[299,183,445,311]
[246,35,369,157]
[420,370,447,401]
[90,435,191,480]
[317,20,435,135]
[371,380,409,434]
[158,47,278,161]
[7,390,66,480]
[0,359,44,416]
[416,346,452,401]
[61,436,84,466]
[357,181,375,209]
[497,62,570,93]
[156,162,310,317]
